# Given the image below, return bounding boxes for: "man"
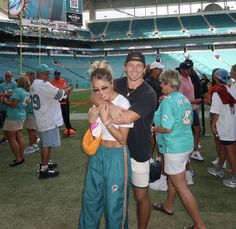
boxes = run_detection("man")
[31,64,72,179]
[50,70,74,135]
[0,71,17,144]
[183,60,204,161]
[91,51,157,229]
[145,61,165,107]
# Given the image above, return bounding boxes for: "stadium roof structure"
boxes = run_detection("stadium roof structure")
[84,0,222,10]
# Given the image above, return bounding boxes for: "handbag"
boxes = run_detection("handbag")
[149,160,161,183]
[82,128,102,156]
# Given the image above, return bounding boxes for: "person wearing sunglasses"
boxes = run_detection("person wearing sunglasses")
[79,60,133,229]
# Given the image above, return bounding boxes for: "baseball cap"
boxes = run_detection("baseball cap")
[125,51,145,65]
[184,59,194,67]
[214,69,232,84]
[54,70,61,76]
[36,64,53,74]
[179,62,192,70]
[150,61,165,70]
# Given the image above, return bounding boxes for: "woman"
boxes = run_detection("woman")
[3,75,31,166]
[210,68,236,188]
[79,61,133,229]
[152,69,206,229]
[24,72,39,155]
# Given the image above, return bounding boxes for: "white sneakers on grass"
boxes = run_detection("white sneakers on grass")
[190,151,204,161]
[149,175,168,191]
[24,144,40,155]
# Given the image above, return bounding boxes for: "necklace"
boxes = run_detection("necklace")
[126,79,144,97]
[127,87,134,96]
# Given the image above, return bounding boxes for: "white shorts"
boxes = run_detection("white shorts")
[164,151,191,175]
[131,158,150,188]
[3,120,24,131]
[24,115,37,130]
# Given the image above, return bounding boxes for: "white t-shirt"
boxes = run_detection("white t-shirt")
[96,94,133,141]
[30,79,64,132]
[210,91,236,141]
[227,83,236,99]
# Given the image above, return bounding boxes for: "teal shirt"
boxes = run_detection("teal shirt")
[25,95,34,116]
[0,80,17,111]
[154,92,194,154]
[6,87,30,121]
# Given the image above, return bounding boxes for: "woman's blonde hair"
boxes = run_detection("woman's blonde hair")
[89,60,113,83]
[17,75,31,91]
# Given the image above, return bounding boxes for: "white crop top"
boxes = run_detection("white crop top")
[95,94,133,141]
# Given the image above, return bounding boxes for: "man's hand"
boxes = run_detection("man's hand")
[98,104,109,124]
[108,104,127,124]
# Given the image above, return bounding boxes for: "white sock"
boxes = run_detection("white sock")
[41,165,48,171]
[160,175,167,180]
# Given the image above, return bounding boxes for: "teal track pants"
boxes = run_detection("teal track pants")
[79,145,131,229]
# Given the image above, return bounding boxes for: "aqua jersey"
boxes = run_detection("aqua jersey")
[154,92,194,154]
[25,95,34,116]
[0,80,17,111]
[6,87,30,121]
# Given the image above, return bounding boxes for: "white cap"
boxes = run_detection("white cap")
[150,61,165,70]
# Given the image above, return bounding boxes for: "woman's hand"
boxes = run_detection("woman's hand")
[98,104,109,124]
[88,107,99,124]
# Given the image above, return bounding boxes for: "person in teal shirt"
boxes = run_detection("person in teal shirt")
[24,72,39,155]
[2,75,31,167]
[0,71,17,144]
[152,70,206,229]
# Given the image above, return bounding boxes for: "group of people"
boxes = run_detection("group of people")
[1,51,235,228]
[79,52,208,229]
[0,66,73,179]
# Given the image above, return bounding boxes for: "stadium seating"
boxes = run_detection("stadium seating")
[87,21,108,39]
[131,18,155,38]
[105,20,130,39]
[0,20,20,34]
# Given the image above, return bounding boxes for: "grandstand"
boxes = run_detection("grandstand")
[0,0,236,87]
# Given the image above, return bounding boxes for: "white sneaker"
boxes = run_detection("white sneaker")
[186,170,194,185]
[149,175,168,191]
[190,151,204,161]
[211,157,227,169]
[211,157,219,166]
[24,146,35,155]
[33,144,40,151]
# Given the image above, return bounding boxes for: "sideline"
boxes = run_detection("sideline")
[70,113,88,120]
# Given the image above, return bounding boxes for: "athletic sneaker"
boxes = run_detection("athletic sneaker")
[190,151,204,161]
[211,157,227,169]
[38,161,58,170]
[39,169,59,179]
[223,177,236,188]
[24,146,35,155]
[207,167,225,178]
[186,170,194,185]
[33,144,40,151]
[149,175,168,191]
[0,137,8,145]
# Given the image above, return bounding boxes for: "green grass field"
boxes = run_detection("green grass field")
[0,91,235,228]
[69,90,92,113]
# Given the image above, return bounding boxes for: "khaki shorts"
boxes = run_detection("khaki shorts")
[3,120,24,131]
[24,115,37,130]
[164,151,191,175]
[131,158,150,188]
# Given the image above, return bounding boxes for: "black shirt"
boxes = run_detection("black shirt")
[145,75,163,109]
[114,77,157,162]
